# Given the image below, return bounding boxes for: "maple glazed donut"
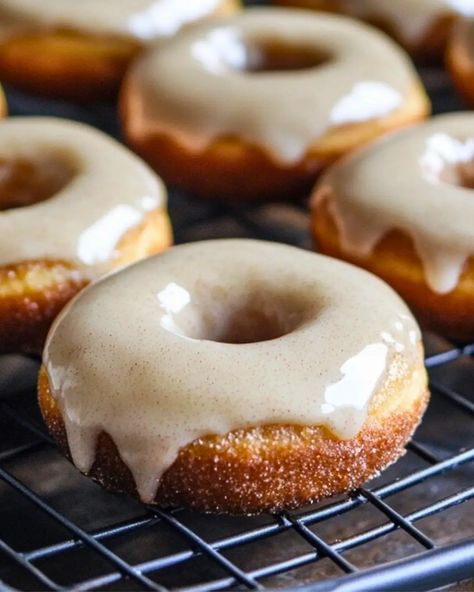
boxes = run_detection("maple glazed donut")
[273,0,474,61]
[0,117,172,355]
[39,239,429,514]
[120,8,429,202]
[0,0,239,101]
[312,113,474,342]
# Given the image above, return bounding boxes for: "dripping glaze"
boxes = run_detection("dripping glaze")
[44,240,422,502]
[314,113,474,294]
[124,8,422,164]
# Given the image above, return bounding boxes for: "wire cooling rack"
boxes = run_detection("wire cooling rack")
[1,3,474,590]
[0,340,474,592]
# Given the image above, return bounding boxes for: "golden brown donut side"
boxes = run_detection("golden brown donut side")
[447,23,474,107]
[0,261,88,355]
[0,209,172,355]
[120,83,429,201]
[38,351,428,514]
[312,197,474,342]
[0,31,141,102]
[0,0,240,101]
[0,85,7,119]
[272,0,455,62]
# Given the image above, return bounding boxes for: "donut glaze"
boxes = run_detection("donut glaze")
[273,0,474,60]
[0,0,239,100]
[121,8,429,201]
[312,113,474,341]
[0,0,237,40]
[40,240,428,513]
[0,117,172,353]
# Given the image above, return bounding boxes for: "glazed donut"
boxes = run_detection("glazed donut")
[39,239,428,514]
[0,0,239,101]
[447,19,474,107]
[120,8,429,202]
[312,113,474,342]
[0,117,172,355]
[272,0,473,61]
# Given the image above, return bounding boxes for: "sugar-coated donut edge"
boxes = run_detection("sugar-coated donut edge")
[0,209,172,354]
[38,354,429,515]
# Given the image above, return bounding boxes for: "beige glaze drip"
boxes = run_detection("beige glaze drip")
[0,0,225,41]
[331,0,474,46]
[0,118,166,274]
[44,240,422,503]
[126,8,423,164]
[314,113,474,294]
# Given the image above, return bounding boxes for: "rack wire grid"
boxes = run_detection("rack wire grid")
[1,5,474,592]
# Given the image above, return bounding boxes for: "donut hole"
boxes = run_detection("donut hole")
[159,283,313,344]
[242,39,332,73]
[421,133,474,188]
[0,153,77,211]
[194,30,331,74]
[438,160,474,188]
[453,160,474,189]
[200,300,303,344]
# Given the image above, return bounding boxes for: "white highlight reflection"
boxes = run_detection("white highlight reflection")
[140,194,161,211]
[192,28,246,74]
[323,343,388,413]
[129,0,221,39]
[77,205,142,266]
[446,0,474,16]
[331,82,402,126]
[157,282,191,335]
[420,133,474,184]
[381,331,405,353]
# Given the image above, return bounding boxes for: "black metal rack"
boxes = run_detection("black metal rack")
[1,340,474,591]
[1,4,474,590]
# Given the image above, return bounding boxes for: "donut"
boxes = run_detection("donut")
[311,113,474,342]
[447,19,474,107]
[0,0,239,101]
[39,239,428,514]
[120,8,429,202]
[0,117,172,355]
[272,0,473,61]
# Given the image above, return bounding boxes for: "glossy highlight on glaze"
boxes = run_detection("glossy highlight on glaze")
[0,117,167,274]
[44,240,422,503]
[124,8,421,164]
[0,0,225,41]
[314,113,474,294]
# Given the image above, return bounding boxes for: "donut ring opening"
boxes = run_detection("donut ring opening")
[272,0,456,62]
[243,39,331,73]
[0,152,78,211]
[159,282,315,343]
[197,30,333,73]
[440,159,474,189]
[420,133,474,189]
